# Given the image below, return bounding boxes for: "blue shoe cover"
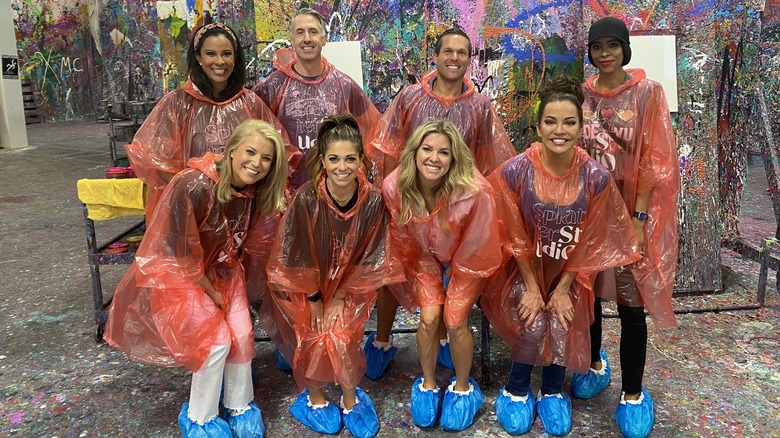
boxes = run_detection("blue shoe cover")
[363,332,397,380]
[495,387,536,435]
[178,402,232,438]
[537,392,572,436]
[436,341,455,370]
[440,376,484,431]
[288,390,342,434]
[341,387,380,438]
[227,402,266,438]
[614,388,654,438]
[274,348,292,372]
[571,349,611,399]
[410,376,442,428]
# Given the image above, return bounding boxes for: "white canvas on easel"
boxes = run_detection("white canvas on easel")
[624,35,679,112]
[321,41,364,89]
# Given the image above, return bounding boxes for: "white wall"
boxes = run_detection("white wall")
[625,35,679,112]
[0,0,29,149]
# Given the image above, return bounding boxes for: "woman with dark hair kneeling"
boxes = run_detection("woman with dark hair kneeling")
[104,120,288,437]
[482,75,640,436]
[266,115,401,438]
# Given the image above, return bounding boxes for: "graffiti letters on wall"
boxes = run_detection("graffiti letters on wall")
[12,0,216,120]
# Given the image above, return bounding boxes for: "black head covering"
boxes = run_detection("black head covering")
[587,17,631,66]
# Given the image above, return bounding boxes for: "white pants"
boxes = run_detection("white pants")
[187,344,254,424]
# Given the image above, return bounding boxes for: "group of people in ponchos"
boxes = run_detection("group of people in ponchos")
[103,12,679,438]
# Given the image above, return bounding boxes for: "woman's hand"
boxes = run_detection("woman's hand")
[516,283,545,327]
[197,276,223,310]
[323,296,346,331]
[547,288,574,331]
[632,217,645,255]
[309,299,324,333]
[631,217,646,268]
[205,288,223,310]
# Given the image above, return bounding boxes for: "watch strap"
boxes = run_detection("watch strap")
[632,211,648,221]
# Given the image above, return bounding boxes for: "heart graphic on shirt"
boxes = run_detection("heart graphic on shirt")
[600,107,615,119]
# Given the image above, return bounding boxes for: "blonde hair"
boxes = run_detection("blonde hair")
[396,119,478,226]
[215,119,288,215]
[305,114,364,191]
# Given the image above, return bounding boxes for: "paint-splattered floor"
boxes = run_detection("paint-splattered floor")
[0,121,778,437]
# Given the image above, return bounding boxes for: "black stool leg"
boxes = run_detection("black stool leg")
[481,309,491,386]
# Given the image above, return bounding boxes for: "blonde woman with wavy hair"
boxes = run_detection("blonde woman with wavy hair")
[105,118,287,437]
[394,119,479,226]
[215,119,288,213]
[381,118,502,432]
[238,120,295,364]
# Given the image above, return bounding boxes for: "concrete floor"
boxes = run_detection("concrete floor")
[0,120,778,437]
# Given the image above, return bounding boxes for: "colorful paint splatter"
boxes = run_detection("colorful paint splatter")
[10,0,780,291]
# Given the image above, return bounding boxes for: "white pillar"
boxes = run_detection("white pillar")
[0,0,29,150]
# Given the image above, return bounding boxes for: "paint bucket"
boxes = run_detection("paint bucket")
[105,242,129,254]
[105,167,130,179]
[144,99,157,114]
[113,125,133,142]
[112,101,126,116]
[131,101,146,117]
[99,99,109,120]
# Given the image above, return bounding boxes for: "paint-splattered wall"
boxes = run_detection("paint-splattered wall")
[13,0,100,120]
[11,0,777,291]
[760,0,780,231]
[249,0,583,147]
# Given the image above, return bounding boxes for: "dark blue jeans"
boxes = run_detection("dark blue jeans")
[505,361,566,397]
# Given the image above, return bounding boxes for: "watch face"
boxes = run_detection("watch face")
[634,211,648,221]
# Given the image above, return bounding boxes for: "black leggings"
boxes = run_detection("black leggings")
[590,297,647,394]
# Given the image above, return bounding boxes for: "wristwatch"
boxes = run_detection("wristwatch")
[632,211,648,221]
[306,290,322,302]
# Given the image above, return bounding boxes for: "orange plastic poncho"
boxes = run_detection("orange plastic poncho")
[127,78,297,216]
[581,69,681,329]
[482,144,640,373]
[266,173,403,391]
[253,48,381,189]
[243,212,282,308]
[104,153,255,372]
[242,210,289,362]
[369,70,515,177]
[382,169,502,327]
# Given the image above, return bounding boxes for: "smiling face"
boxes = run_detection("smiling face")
[291,14,326,64]
[320,140,361,193]
[415,132,453,189]
[195,34,235,95]
[230,133,274,188]
[433,34,470,85]
[589,36,624,74]
[536,100,582,160]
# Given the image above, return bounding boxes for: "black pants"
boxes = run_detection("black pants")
[590,297,647,394]
[505,361,566,397]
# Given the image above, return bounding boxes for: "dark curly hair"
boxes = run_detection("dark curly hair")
[186,23,247,102]
[537,75,585,125]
